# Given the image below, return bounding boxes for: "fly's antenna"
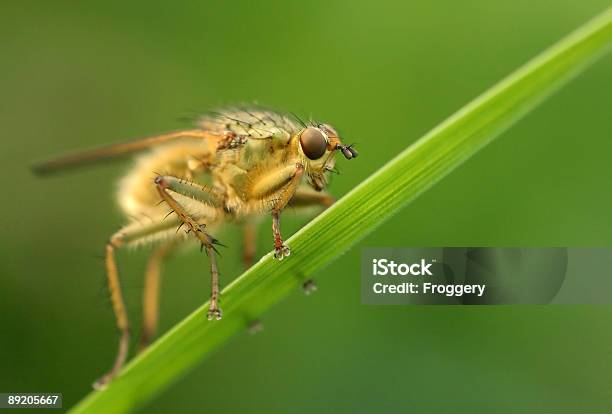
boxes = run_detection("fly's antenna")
[336,143,358,160]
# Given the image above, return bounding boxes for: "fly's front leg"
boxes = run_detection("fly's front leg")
[271,164,305,259]
[288,188,334,209]
[154,175,224,320]
[271,211,289,259]
[246,163,305,260]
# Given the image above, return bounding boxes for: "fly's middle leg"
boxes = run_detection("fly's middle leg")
[154,175,224,320]
[242,219,258,268]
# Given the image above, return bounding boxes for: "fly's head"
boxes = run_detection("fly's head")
[295,123,358,191]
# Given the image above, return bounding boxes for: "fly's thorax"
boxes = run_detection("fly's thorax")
[211,162,246,209]
[198,109,300,138]
[209,142,295,215]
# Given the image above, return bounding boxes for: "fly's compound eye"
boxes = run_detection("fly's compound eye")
[300,127,327,160]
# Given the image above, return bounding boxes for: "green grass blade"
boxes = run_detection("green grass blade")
[70,7,612,413]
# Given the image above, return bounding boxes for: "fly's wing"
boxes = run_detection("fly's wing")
[33,108,301,175]
[32,129,217,175]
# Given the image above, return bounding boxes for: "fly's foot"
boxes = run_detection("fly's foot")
[92,329,129,390]
[274,243,291,260]
[93,373,112,391]
[302,279,317,295]
[207,306,222,320]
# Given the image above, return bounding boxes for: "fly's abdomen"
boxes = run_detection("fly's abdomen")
[117,142,216,218]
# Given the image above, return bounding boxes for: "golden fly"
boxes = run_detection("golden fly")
[33,107,358,389]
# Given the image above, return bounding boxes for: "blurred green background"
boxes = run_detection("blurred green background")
[1,1,612,412]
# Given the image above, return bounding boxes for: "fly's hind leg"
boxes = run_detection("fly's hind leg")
[138,240,178,352]
[154,175,225,320]
[94,217,182,390]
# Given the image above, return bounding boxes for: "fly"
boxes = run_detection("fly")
[33,107,358,389]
